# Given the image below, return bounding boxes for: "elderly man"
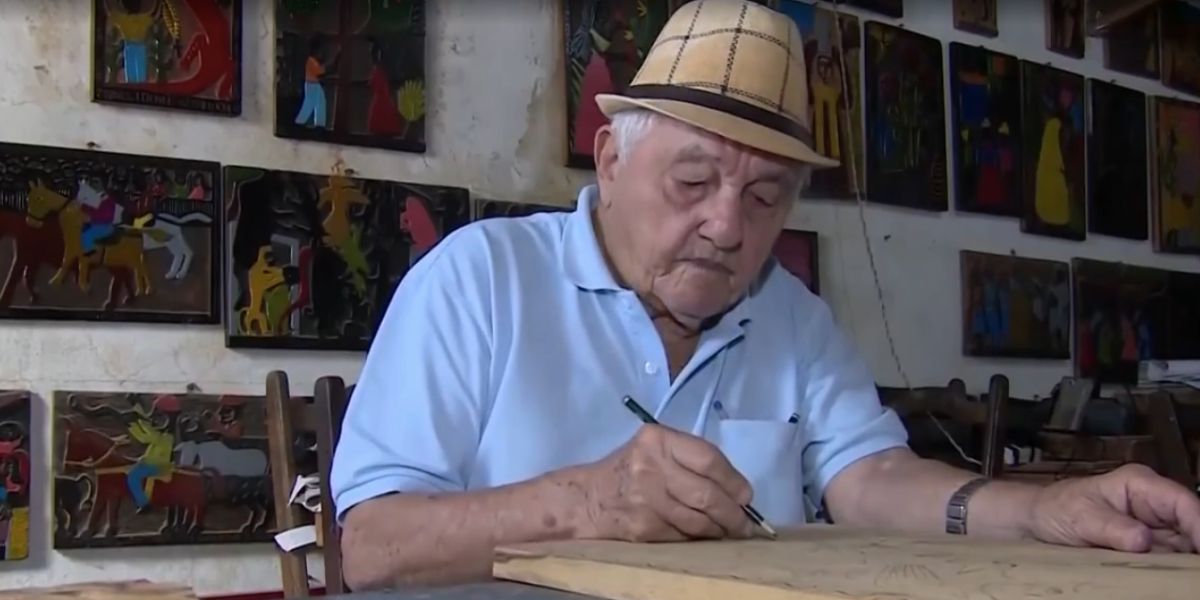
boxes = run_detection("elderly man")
[330,0,1200,591]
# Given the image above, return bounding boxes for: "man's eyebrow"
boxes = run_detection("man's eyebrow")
[671,144,718,164]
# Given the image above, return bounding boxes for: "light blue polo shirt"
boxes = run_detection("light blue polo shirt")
[331,184,908,527]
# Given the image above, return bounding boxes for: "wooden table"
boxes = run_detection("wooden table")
[325,583,598,600]
[492,525,1200,600]
[0,580,197,600]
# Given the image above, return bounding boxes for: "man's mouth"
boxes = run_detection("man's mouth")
[684,258,733,275]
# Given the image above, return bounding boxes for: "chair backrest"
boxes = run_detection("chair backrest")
[265,371,351,598]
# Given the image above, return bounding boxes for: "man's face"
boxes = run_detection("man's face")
[594,116,802,325]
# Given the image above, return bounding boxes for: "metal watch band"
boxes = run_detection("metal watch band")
[945,477,990,535]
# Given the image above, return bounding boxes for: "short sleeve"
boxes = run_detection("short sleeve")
[330,227,494,523]
[796,299,908,511]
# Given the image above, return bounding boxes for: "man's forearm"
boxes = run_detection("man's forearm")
[826,448,1041,540]
[340,467,590,590]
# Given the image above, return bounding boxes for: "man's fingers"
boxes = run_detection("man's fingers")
[1150,528,1196,553]
[662,431,753,505]
[1084,508,1153,552]
[662,462,750,537]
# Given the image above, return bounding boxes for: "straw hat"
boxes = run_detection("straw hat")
[595,0,837,168]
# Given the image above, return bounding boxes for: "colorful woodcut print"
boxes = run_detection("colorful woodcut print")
[564,0,678,169]
[772,229,819,294]
[91,0,242,115]
[474,199,571,221]
[1045,0,1085,58]
[949,43,1020,216]
[1102,6,1159,79]
[1020,62,1085,241]
[0,392,30,561]
[0,142,219,324]
[1072,259,1169,384]
[1161,0,1200,96]
[52,390,282,548]
[953,0,998,37]
[274,0,426,152]
[864,22,947,211]
[835,0,902,18]
[778,1,863,199]
[960,251,1069,359]
[1087,80,1148,240]
[224,166,469,350]
[1152,97,1200,254]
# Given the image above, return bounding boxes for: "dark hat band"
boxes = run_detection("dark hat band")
[622,84,814,148]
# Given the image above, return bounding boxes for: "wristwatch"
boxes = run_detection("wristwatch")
[945,477,989,535]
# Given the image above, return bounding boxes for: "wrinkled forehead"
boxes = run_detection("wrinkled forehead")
[645,117,804,178]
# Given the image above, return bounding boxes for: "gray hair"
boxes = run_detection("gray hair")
[608,108,813,191]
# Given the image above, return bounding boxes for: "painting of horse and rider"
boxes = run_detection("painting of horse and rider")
[91,0,243,115]
[223,165,470,351]
[52,390,294,548]
[0,142,218,324]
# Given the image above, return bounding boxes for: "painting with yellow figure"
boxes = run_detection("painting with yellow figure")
[0,391,30,561]
[1020,61,1085,241]
[1151,97,1200,255]
[224,165,470,351]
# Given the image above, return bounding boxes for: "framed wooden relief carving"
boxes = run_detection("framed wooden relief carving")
[91,0,243,115]
[223,165,470,350]
[0,142,219,324]
[0,392,30,561]
[274,0,427,152]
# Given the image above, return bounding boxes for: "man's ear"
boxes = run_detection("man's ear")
[593,124,620,185]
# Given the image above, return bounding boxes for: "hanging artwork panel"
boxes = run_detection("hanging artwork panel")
[960,251,1070,359]
[1045,0,1085,58]
[772,229,819,295]
[778,1,864,199]
[91,0,243,115]
[864,22,947,211]
[1161,0,1200,97]
[1102,6,1159,80]
[1019,61,1086,241]
[1165,270,1200,359]
[1151,97,1200,254]
[949,43,1021,217]
[52,390,291,548]
[473,199,572,221]
[274,0,426,152]
[834,0,902,18]
[1087,80,1148,240]
[952,0,998,37]
[0,392,30,561]
[1072,259,1169,384]
[0,142,219,324]
[223,165,469,351]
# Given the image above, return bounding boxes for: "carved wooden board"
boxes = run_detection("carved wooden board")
[493,526,1200,600]
[0,580,196,599]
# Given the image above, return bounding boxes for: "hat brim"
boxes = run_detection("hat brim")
[595,93,840,169]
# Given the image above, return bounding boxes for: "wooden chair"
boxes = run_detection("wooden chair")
[265,371,352,598]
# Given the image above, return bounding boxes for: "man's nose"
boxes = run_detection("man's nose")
[698,189,745,252]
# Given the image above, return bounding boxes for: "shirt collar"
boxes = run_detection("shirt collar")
[559,183,758,327]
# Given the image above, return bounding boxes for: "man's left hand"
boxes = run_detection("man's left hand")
[1029,463,1200,553]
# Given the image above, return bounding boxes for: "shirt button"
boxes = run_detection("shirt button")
[644,362,659,375]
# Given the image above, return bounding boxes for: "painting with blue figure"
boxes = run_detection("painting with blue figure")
[949,43,1021,217]
[961,250,1070,359]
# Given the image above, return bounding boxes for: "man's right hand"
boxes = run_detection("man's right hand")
[568,424,755,542]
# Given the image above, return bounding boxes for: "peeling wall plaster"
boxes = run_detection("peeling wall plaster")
[0,0,1197,594]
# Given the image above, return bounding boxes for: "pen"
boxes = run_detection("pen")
[621,396,779,540]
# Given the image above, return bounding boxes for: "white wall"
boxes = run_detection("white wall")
[0,0,1196,595]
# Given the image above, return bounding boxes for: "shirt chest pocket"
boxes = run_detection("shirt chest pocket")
[712,419,807,527]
